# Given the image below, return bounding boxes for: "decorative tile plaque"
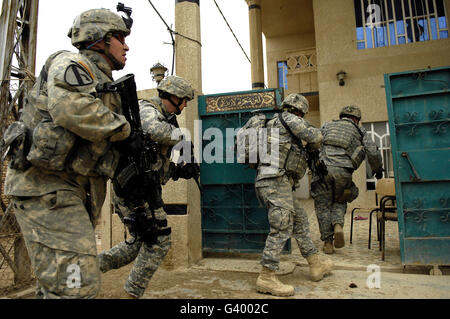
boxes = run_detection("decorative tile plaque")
[205,90,277,113]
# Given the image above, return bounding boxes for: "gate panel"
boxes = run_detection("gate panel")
[385,66,450,266]
[198,89,288,253]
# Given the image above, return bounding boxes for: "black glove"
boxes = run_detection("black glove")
[174,163,198,180]
[115,131,144,154]
[373,168,384,179]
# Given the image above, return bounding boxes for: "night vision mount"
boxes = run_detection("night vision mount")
[117,2,133,29]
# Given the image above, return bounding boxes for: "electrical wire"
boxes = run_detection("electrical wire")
[147,0,175,75]
[147,0,203,75]
[213,0,251,64]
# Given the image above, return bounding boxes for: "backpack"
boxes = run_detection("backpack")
[235,112,268,169]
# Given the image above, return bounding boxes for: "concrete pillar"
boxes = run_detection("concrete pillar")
[172,0,202,266]
[175,0,202,92]
[246,0,265,89]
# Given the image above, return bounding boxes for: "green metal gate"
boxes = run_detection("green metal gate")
[385,66,450,266]
[198,88,288,253]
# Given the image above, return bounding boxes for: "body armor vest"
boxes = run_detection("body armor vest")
[323,119,365,169]
[264,113,308,180]
[21,51,119,177]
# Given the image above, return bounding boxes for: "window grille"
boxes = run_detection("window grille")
[354,0,449,49]
[277,61,288,90]
[363,121,393,190]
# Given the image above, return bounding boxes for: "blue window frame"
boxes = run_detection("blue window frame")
[354,0,449,49]
[277,61,288,90]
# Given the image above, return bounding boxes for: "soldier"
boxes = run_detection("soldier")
[311,105,383,254]
[255,93,333,297]
[2,8,133,298]
[98,75,197,298]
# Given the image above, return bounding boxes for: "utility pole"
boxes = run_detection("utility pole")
[0,0,39,290]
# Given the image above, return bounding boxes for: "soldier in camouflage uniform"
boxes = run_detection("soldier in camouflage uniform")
[2,9,133,298]
[255,93,333,297]
[98,75,196,298]
[311,105,383,254]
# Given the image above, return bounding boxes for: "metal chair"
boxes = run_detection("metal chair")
[377,183,397,261]
[349,178,396,256]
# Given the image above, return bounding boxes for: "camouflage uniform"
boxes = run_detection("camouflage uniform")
[255,95,322,271]
[98,76,195,298]
[3,9,131,299]
[311,106,383,245]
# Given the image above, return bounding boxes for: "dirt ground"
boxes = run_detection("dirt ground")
[97,259,450,299]
[5,207,449,301]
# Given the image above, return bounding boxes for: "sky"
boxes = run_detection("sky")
[36,0,255,94]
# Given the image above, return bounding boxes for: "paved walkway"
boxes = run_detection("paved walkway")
[134,202,449,300]
[195,200,406,275]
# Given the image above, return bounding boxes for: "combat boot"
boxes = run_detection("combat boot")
[118,289,139,299]
[256,267,295,297]
[323,241,334,254]
[306,253,334,282]
[333,224,345,248]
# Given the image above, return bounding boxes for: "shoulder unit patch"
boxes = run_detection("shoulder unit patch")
[64,63,94,86]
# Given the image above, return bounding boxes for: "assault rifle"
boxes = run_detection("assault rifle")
[96,74,170,245]
[307,148,328,184]
[167,115,202,192]
[277,113,327,182]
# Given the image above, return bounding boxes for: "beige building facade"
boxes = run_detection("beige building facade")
[103,0,450,268]
[248,0,450,203]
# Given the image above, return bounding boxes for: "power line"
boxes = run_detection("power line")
[213,0,251,63]
[147,1,201,46]
[147,0,203,75]
[147,0,175,75]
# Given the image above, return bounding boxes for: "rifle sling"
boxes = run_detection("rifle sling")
[278,112,302,145]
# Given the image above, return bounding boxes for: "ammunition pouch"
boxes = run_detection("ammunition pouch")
[69,143,120,178]
[26,111,76,171]
[1,121,32,171]
[284,143,308,180]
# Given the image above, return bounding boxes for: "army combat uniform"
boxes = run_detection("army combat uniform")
[98,76,195,298]
[256,110,322,270]
[4,50,130,298]
[2,8,132,299]
[251,93,333,297]
[311,106,383,250]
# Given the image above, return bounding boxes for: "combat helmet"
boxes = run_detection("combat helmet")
[157,75,194,115]
[157,75,195,101]
[339,105,361,120]
[282,93,309,115]
[67,8,131,70]
[68,8,130,48]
